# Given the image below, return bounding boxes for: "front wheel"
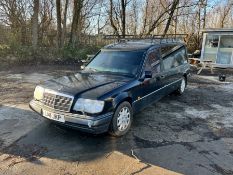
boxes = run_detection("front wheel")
[176,77,186,95]
[109,101,133,137]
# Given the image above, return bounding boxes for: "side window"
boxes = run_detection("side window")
[175,47,187,66]
[162,47,187,71]
[145,49,161,75]
[163,54,175,71]
[161,45,177,55]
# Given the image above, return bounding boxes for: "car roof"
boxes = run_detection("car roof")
[103,40,184,51]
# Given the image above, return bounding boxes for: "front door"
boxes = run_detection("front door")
[133,48,163,111]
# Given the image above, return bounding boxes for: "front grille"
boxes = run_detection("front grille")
[42,92,73,112]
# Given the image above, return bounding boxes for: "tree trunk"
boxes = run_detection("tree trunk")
[56,0,62,48]
[174,7,179,35]
[203,0,207,29]
[69,0,83,47]
[62,0,69,46]
[109,0,119,36]
[21,21,27,45]
[132,0,137,35]
[32,0,39,49]
[163,0,179,37]
[121,0,126,37]
[141,0,149,35]
[220,5,231,28]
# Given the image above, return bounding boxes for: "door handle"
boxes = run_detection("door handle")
[160,75,165,79]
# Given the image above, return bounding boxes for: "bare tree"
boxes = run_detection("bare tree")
[109,0,128,37]
[109,0,119,36]
[163,0,180,36]
[121,0,126,37]
[32,0,39,49]
[140,0,149,35]
[69,0,84,46]
[0,0,30,44]
[146,1,173,35]
[1,0,233,54]
[39,0,55,46]
[61,0,69,46]
[56,0,62,48]
[219,5,232,28]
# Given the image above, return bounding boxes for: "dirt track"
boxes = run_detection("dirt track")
[0,66,233,175]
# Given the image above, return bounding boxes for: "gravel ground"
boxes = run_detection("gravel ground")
[0,65,233,175]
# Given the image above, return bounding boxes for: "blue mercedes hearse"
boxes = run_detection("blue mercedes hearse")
[30,38,190,136]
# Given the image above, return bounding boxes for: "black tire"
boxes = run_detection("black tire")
[109,101,133,137]
[176,76,187,95]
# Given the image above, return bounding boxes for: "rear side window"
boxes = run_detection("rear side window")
[175,48,187,65]
[145,49,161,75]
[161,45,177,55]
[162,47,187,71]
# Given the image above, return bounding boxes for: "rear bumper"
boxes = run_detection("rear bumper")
[29,100,113,134]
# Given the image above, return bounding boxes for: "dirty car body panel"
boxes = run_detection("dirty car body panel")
[29,41,190,134]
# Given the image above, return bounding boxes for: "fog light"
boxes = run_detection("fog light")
[219,74,226,82]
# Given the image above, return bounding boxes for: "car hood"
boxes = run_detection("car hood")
[41,72,133,99]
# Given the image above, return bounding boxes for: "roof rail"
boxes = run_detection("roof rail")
[104,34,188,44]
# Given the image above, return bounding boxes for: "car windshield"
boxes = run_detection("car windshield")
[85,50,144,77]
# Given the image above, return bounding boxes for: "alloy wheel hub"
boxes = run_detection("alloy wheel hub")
[117,107,130,131]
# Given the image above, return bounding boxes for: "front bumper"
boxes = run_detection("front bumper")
[29,100,113,134]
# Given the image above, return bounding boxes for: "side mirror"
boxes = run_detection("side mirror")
[81,65,85,70]
[145,71,152,78]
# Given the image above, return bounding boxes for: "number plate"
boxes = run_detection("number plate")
[43,110,65,123]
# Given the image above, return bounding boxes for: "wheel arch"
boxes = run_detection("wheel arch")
[112,92,133,109]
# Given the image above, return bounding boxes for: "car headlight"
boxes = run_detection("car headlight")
[73,98,104,114]
[34,86,45,100]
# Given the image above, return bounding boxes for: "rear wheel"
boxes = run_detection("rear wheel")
[109,101,133,137]
[176,77,186,95]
